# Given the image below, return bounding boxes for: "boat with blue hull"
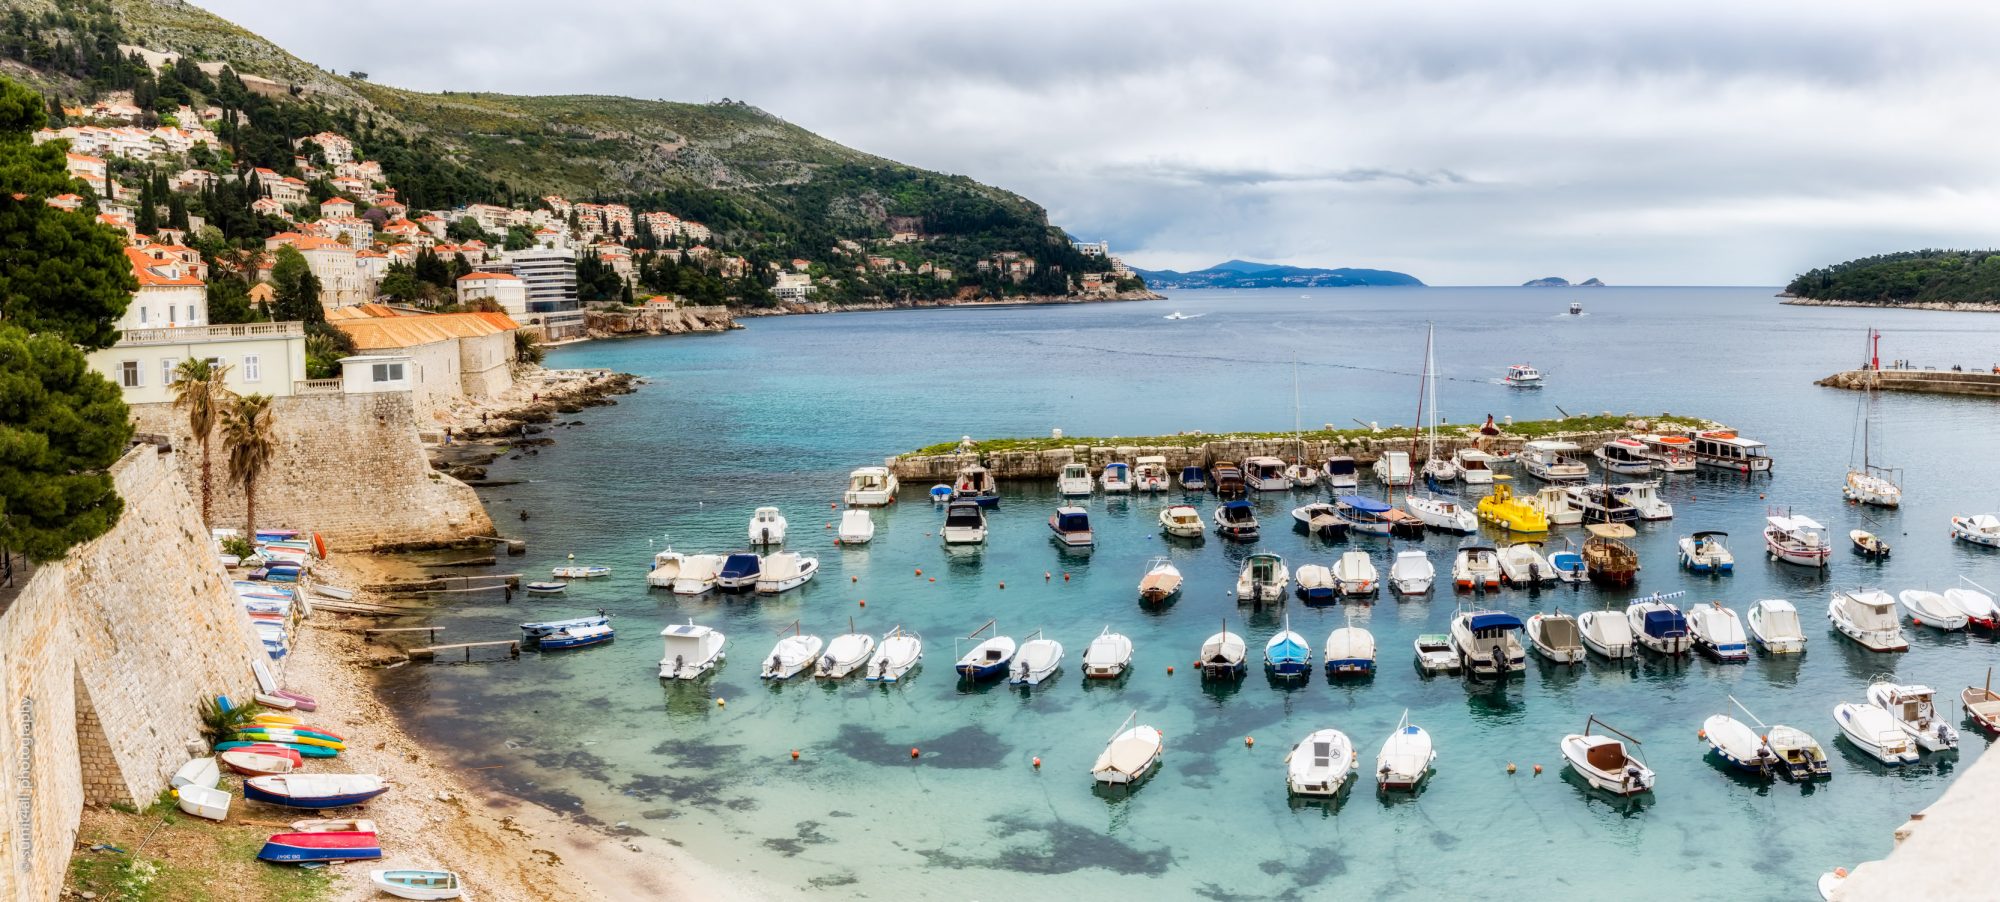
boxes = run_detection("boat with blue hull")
[538,623,615,650]
[520,613,610,639]
[954,620,1016,681]
[244,774,389,808]
[1264,615,1311,678]
[257,831,382,863]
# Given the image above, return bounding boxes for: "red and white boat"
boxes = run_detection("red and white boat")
[1764,514,1829,568]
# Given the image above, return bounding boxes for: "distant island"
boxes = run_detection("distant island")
[1522,276,1606,287]
[1784,250,2000,311]
[1130,260,1424,289]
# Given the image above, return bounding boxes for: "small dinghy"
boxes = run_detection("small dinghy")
[755,551,819,594]
[258,830,381,863]
[760,624,824,680]
[1010,631,1064,686]
[838,509,875,544]
[538,623,614,650]
[1159,504,1206,538]
[715,552,763,592]
[1850,529,1891,559]
[1138,558,1183,603]
[658,621,726,680]
[929,484,954,504]
[1213,500,1260,541]
[1292,502,1349,541]
[1235,552,1289,604]
[1285,728,1356,797]
[1898,590,1967,631]
[1082,627,1134,679]
[1451,545,1502,592]
[954,621,1016,681]
[669,553,723,595]
[290,817,377,833]
[1577,609,1636,659]
[748,506,788,545]
[1199,621,1248,679]
[1678,531,1735,574]
[1961,668,2000,737]
[1766,724,1832,781]
[1092,712,1164,787]
[1627,593,1691,655]
[1868,682,1959,752]
[1829,589,1908,652]
[521,613,610,639]
[866,627,923,682]
[1294,564,1338,604]
[1834,702,1918,765]
[230,726,345,751]
[816,626,877,680]
[1333,551,1378,596]
[524,581,568,594]
[1375,711,1434,791]
[1561,716,1655,796]
[369,869,463,901]
[1264,615,1312,678]
[1548,542,1587,584]
[1323,625,1376,676]
[1498,542,1555,589]
[1389,550,1434,595]
[220,748,301,777]
[215,740,337,760]
[1526,610,1585,664]
[1686,602,1749,662]
[551,564,611,579]
[1945,585,2000,628]
[244,774,389,808]
[1702,714,1776,777]
[1746,599,1806,654]
[1413,634,1460,674]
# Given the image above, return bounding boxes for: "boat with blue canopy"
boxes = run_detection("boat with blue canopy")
[716,553,762,592]
[1212,500,1259,541]
[1449,609,1527,678]
[1264,614,1311,678]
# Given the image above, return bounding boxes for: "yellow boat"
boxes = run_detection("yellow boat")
[1478,477,1549,533]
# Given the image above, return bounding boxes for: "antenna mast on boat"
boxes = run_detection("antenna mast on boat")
[1727,694,1768,729]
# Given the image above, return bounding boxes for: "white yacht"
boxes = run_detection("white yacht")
[1951,513,2000,547]
[1133,455,1170,492]
[837,509,875,544]
[1867,682,1959,752]
[1577,609,1636,659]
[1746,599,1806,653]
[1056,462,1094,497]
[1610,482,1673,521]
[866,627,923,682]
[1828,589,1908,652]
[1454,447,1495,485]
[1448,609,1526,677]
[1497,542,1555,589]
[1414,324,1460,484]
[1834,702,1918,766]
[1406,491,1477,534]
[1764,515,1830,568]
[1082,628,1134,679]
[748,507,787,546]
[1243,457,1292,492]
[940,500,987,545]
[843,467,899,507]
[1285,729,1356,797]
[1158,504,1205,538]
[1372,450,1413,487]
[1389,550,1435,595]
[1593,438,1654,475]
[1520,440,1589,482]
[658,622,725,680]
[1236,553,1290,605]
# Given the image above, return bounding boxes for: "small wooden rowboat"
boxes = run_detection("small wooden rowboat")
[258,830,382,863]
[244,774,389,808]
[216,739,338,759]
[254,692,298,710]
[370,869,464,900]
[1964,668,2000,737]
[290,817,377,833]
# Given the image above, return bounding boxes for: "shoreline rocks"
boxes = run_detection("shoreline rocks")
[1782,297,2000,313]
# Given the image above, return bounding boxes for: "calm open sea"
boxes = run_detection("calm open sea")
[377,288,2000,900]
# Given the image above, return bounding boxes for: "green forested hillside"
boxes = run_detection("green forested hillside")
[1787,250,2000,304]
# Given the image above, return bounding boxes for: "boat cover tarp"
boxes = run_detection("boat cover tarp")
[1337,495,1391,513]
[1098,730,1160,778]
[1467,612,1524,631]
[1642,610,1688,637]
[720,554,761,578]
[1538,617,1583,646]
[1056,511,1090,531]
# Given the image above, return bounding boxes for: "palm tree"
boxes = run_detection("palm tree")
[169,358,235,523]
[221,394,277,537]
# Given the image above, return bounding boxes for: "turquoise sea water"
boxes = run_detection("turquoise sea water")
[377,288,2000,899]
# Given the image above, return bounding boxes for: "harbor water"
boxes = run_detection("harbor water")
[377,287,2000,899]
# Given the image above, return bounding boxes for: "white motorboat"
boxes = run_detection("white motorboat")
[1321,455,1360,491]
[715,552,762,592]
[1100,461,1134,493]
[1454,447,1494,485]
[1333,551,1378,596]
[1898,590,1968,631]
[1092,713,1163,786]
[1765,514,1830,567]
[1448,609,1526,677]
[760,628,824,680]
[1134,455,1171,492]
[1593,438,1654,475]
[1833,702,1918,765]
[1564,483,1637,524]
[1578,609,1636,659]
[646,547,684,588]
[1503,363,1544,387]
[940,500,987,545]
[1389,551,1435,595]
[1056,462,1095,497]
[1406,492,1477,533]
[952,464,1000,505]
[1199,623,1248,679]
[1292,502,1349,541]
[668,554,723,596]
[1450,545,1501,592]
[1828,589,1908,652]
[1702,714,1776,776]
[1285,728,1356,797]
[1561,716,1654,795]
[866,627,922,682]
[1082,628,1134,679]
[1528,486,1584,526]
[1526,610,1585,664]
[754,552,818,594]
[1375,711,1434,791]
[1235,553,1290,604]
[1213,500,1260,540]
[838,509,875,544]
[1163,310,1200,320]
[1323,625,1375,676]
[1868,682,1959,752]
[1243,456,1292,492]
[1520,440,1589,482]
[1686,601,1749,662]
[1010,632,1064,686]
[1294,564,1338,604]
[748,506,787,545]
[1951,513,2000,547]
[1677,531,1734,573]
[1497,542,1555,589]
[1413,634,1460,674]
[1765,723,1832,781]
[1627,594,1691,656]
[1610,481,1673,521]
[1549,541,1587,584]
[658,621,726,680]
[1945,585,2000,628]
[1286,462,1321,489]
[844,467,899,507]
[1631,433,1697,472]
[551,564,610,579]
[954,625,1017,681]
[1746,599,1806,653]
[1048,506,1094,547]
[815,629,877,679]
[1138,558,1183,604]
[1265,616,1312,678]
[1690,429,1773,473]
[1372,450,1413,487]
[1159,504,1205,538]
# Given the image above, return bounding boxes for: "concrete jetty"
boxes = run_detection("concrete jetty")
[1817,367,2000,398]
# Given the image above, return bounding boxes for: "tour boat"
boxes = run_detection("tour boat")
[1503,363,1544,387]
[1375,712,1434,791]
[1609,482,1674,520]
[1138,558,1183,604]
[1677,531,1733,574]
[954,629,1017,681]
[1285,729,1356,797]
[1526,610,1586,664]
[1336,494,1423,538]
[1561,716,1654,796]
[1593,438,1654,475]
[1057,462,1095,497]
[747,506,787,545]
[1583,530,1640,587]
[816,628,877,680]
[1549,542,1587,584]
[1850,528,1891,559]
[1828,589,1908,651]
[1092,713,1163,786]
[1134,455,1171,492]
[1413,635,1461,674]
[1764,724,1832,781]
[668,554,723,596]
[1564,484,1638,524]
[1455,447,1495,485]
[1834,702,1918,766]
[844,467,899,507]
[1265,616,1312,678]
[1702,715,1776,777]
[755,552,818,594]
[1291,502,1349,541]
[1159,504,1205,539]
[524,581,568,594]
[1690,429,1772,474]
[1323,624,1375,676]
[1945,585,2000,628]
[1048,506,1095,547]
[1213,500,1260,541]
[952,465,1000,506]
[1961,669,2000,736]
[1100,461,1134,493]
[1177,465,1208,491]
[1746,599,1806,653]
[1286,462,1321,489]
[258,830,382,863]
[538,623,614,651]
[715,552,762,592]
[1868,682,1958,752]
[1081,628,1134,679]
[1950,513,2000,547]
[1244,456,1292,492]
[219,749,297,777]
[244,774,389,809]
[1209,462,1247,498]
[1321,456,1360,491]
[1406,490,1477,533]
[866,627,923,682]
[1686,601,1749,662]
[1009,631,1064,686]
[1631,433,1696,472]
[369,869,462,901]
[1288,564,1335,604]
[1577,609,1636,659]
[658,621,726,679]
[759,628,824,680]
[1451,545,1502,592]
[1627,594,1691,655]
[1497,542,1555,589]
[1389,551,1435,595]
[1199,622,1248,679]
[1520,440,1589,482]
[837,509,875,544]
[1898,590,1967,631]
[1476,478,1548,532]
[551,564,610,579]
[520,613,610,639]
[1333,551,1378,596]
[1372,450,1413,487]
[1528,485,1584,527]
[940,500,988,545]
[1449,609,1526,678]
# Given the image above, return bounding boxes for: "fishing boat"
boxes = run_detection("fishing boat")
[760,626,824,680]
[1321,456,1360,491]
[520,613,610,639]
[1212,500,1260,541]
[1244,456,1292,492]
[524,581,568,595]
[1056,462,1094,497]
[1834,702,1918,765]
[1850,529,1891,559]
[1372,450,1413,487]
[1686,602,1749,662]
[1455,447,1495,485]
[551,564,610,579]
[1323,624,1375,676]
[1702,715,1775,777]
[866,627,922,682]
[954,621,1016,680]
[1082,628,1133,679]
[1593,438,1654,475]
[816,626,877,679]
[952,465,1001,506]
[1503,363,1544,387]
[1868,682,1959,751]
[940,500,988,545]
[1177,465,1208,491]
[715,552,762,592]
[1451,545,1501,591]
[836,509,875,545]
[1632,433,1697,472]
[1828,589,1908,652]
[1549,541,1587,584]
[1265,615,1313,678]
[1199,622,1248,679]
[1565,484,1638,524]
[1520,440,1589,482]
[844,467,899,507]
[1406,489,1477,533]
[1285,729,1356,797]
[538,623,614,650]
[1610,482,1674,521]
[1526,610,1585,664]
[1092,712,1163,786]
[1950,513,2000,547]
[1746,599,1806,653]
[1476,478,1549,532]
[1449,609,1526,677]
[1010,631,1064,686]
[1413,635,1461,674]
[1498,542,1555,589]
[219,749,298,777]
[1134,455,1171,492]
[1283,564,1333,604]
[659,622,727,679]
[1048,506,1095,547]
[668,554,723,596]
[244,774,388,808]
[1561,716,1655,796]
[258,830,382,863]
[368,870,463,901]
[1389,551,1435,595]
[1946,583,2000,628]
[1583,527,1639,587]
[756,552,819,594]
[747,506,787,545]
[1209,462,1247,499]
[1765,724,1832,781]
[1528,486,1584,526]
[1376,712,1434,791]
[1100,461,1134,493]
[1333,551,1378,596]
[1678,531,1733,574]
[1159,504,1206,539]
[1961,669,2000,736]
[1899,590,1967,631]
[1236,553,1290,604]
[1627,593,1691,655]
[1138,558,1183,603]
[1577,609,1636,659]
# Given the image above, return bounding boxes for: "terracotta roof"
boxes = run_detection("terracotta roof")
[457,272,520,281]
[336,311,521,350]
[323,197,353,205]
[325,302,402,321]
[124,247,203,287]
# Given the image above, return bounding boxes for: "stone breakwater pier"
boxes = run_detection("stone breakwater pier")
[1817,367,2000,399]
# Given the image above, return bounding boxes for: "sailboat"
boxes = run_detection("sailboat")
[1404,324,1475,531]
[1285,363,1321,488]
[1416,324,1459,483]
[1842,328,1901,508]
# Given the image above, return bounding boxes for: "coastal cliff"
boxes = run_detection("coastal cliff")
[585,305,740,338]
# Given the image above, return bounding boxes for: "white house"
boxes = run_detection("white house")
[86,247,310,406]
[456,271,528,318]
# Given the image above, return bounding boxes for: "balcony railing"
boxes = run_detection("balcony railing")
[119,321,305,345]
[292,378,344,395]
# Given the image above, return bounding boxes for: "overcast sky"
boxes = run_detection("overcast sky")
[195,0,2000,284]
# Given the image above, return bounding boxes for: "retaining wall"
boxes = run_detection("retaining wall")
[1817,368,2000,398]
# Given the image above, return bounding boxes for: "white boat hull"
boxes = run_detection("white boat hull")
[866,637,922,682]
[1561,735,1654,795]
[816,635,877,679]
[1834,703,1918,765]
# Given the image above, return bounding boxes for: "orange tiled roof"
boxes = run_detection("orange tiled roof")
[124,247,202,287]
[335,311,521,350]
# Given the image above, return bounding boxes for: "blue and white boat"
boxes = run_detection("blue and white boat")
[1177,466,1208,491]
[1686,602,1749,662]
[1627,593,1691,655]
[716,553,762,592]
[1264,615,1311,678]
[1048,507,1094,547]
[952,465,1001,507]
[954,619,1015,681]
[244,774,389,809]
[928,484,954,504]
[538,623,615,650]
[520,613,610,639]
[1213,500,1259,541]
[1548,544,1587,583]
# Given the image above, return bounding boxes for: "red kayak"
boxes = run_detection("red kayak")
[257,830,382,863]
